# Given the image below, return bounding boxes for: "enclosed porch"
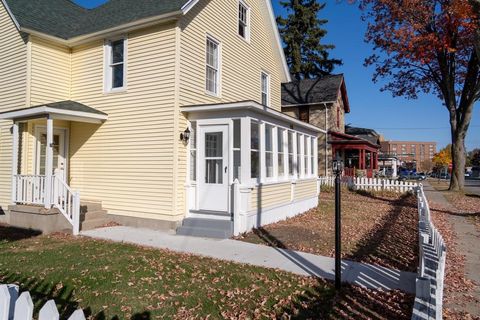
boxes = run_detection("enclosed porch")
[0,101,108,234]
[180,101,324,238]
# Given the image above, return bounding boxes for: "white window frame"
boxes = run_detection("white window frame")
[261,72,270,107]
[238,0,251,42]
[205,35,221,97]
[277,127,287,180]
[250,119,261,183]
[104,36,127,93]
[264,123,275,180]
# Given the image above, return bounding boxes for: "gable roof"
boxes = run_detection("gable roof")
[345,125,380,146]
[281,74,350,112]
[2,0,190,40]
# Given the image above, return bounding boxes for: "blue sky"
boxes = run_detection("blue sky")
[74,0,479,151]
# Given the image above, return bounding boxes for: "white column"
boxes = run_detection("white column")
[283,129,288,180]
[44,118,53,209]
[292,132,298,179]
[307,136,312,176]
[314,136,318,177]
[11,122,19,204]
[240,117,250,184]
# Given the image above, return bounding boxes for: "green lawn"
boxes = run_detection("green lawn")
[0,225,413,319]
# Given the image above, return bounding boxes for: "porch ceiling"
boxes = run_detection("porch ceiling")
[0,100,108,124]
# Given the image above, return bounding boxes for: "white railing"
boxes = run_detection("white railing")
[0,284,85,320]
[53,175,81,235]
[14,175,48,205]
[412,185,447,320]
[318,176,418,193]
[13,174,81,235]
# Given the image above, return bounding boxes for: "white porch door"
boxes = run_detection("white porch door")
[36,128,67,181]
[198,124,229,212]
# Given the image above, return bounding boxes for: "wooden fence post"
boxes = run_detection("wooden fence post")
[68,310,86,320]
[13,292,33,320]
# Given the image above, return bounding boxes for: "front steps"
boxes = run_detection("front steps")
[176,217,233,239]
[80,202,110,231]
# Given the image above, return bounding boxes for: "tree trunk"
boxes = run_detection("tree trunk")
[449,135,466,191]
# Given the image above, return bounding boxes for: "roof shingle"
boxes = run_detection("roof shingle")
[281,74,344,107]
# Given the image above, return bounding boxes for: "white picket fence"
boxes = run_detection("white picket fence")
[318,176,418,193]
[0,284,85,320]
[411,186,447,320]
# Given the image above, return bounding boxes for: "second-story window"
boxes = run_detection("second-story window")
[238,1,250,40]
[261,72,270,106]
[106,38,126,91]
[206,37,220,96]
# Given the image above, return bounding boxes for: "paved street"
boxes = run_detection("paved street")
[464,177,480,196]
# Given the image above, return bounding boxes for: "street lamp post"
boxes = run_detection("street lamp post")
[332,157,344,290]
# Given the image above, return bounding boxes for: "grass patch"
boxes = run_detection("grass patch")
[0,227,414,319]
[238,189,419,272]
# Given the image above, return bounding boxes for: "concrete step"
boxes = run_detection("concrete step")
[176,225,233,239]
[181,218,232,229]
[80,217,109,231]
[176,218,233,239]
[80,201,103,214]
[80,210,108,222]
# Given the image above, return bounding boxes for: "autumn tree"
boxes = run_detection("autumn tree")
[433,144,453,167]
[277,0,342,80]
[359,0,480,191]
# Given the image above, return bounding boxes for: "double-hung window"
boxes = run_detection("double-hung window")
[206,37,220,95]
[304,137,309,176]
[233,119,241,181]
[250,120,260,179]
[288,131,295,176]
[277,128,285,178]
[310,137,315,175]
[265,124,274,178]
[261,72,270,106]
[238,1,250,40]
[297,134,302,177]
[105,38,126,91]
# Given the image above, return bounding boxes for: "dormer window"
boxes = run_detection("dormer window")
[238,1,250,41]
[105,38,127,92]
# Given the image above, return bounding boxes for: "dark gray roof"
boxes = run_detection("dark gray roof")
[4,0,189,39]
[0,100,107,116]
[345,125,380,146]
[281,74,344,107]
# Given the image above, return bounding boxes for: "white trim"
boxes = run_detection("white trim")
[181,0,200,14]
[1,0,20,30]
[11,122,18,203]
[181,101,325,134]
[261,71,270,107]
[237,0,251,43]
[264,0,291,82]
[0,106,108,122]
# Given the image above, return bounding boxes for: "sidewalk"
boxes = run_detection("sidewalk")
[423,181,480,317]
[82,226,416,294]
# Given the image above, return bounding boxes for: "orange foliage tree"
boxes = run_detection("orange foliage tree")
[432,144,453,167]
[358,0,480,191]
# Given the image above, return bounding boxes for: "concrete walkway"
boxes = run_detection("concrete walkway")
[82,226,416,294]
[423,181,480,317]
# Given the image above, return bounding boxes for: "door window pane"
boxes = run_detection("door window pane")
[205,160,223,184]
[39,134,60,175]
[205,132,222,157]
[205,132,223,184]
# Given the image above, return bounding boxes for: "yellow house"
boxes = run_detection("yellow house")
[0,0,324,238]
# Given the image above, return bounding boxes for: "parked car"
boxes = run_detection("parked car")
[398,173,426,181]
[417,172,427,179]
[439,173,451,180]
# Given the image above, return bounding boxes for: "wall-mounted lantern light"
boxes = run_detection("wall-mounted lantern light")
[180,127,191,143]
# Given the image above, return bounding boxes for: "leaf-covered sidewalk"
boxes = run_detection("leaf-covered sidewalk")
[237,189,419,273]
[0,225,414,319]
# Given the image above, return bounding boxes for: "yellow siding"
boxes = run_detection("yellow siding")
[295,179,317,200]
[29,36,71,106]
[250,182,291,211]
[0,3,27,210]
[69,23,179,220]
[178,0,284,109]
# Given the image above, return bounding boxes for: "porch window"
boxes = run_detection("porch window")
[250,120,260,179]
[206,37,220,95]
[304,136,309,176]
[261,72,270,106]
[105,38,126,91]
[265,124,274,178]
[238,1,250,40]
[190,121,197,181]
[233,119,241,181]
[297,134,302,177]
[277,128,285,177]
[288,131,294,176]
[310,137,315,175]
[39,134,60,175]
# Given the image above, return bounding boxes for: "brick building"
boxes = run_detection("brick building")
[380,140,437,171]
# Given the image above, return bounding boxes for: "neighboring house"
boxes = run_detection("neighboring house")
[0,0,324,237]
[281,74,350,175]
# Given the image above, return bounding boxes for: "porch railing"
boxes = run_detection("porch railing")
[13,174,80,235]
